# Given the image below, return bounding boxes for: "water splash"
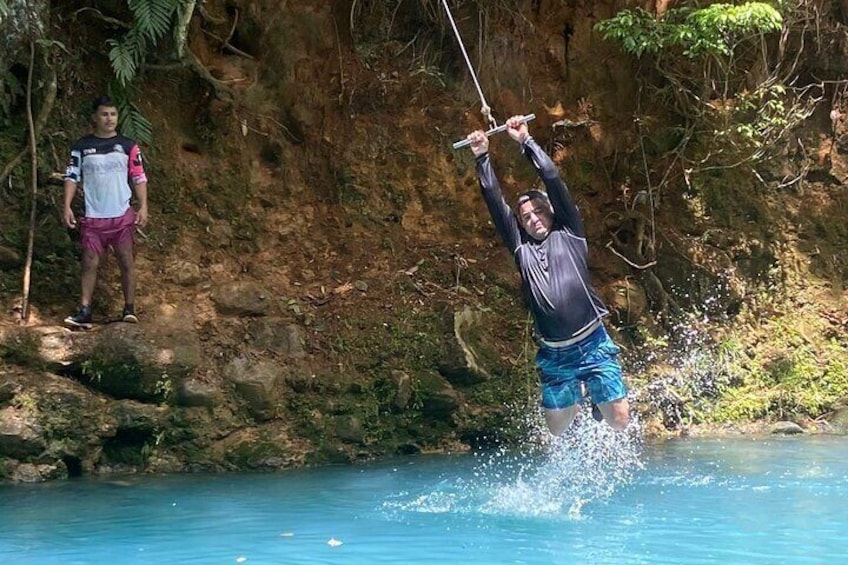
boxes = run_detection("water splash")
[474,408,643,519]
[384,406,643,521]
[626,269,741,430]
[627,315,736,430]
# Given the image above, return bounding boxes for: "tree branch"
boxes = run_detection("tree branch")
[0,68,58,187]
[73,7,131,29]
[605,241,657,270]
[21,40,38,323]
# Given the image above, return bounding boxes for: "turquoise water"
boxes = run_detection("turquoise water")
[2,430,846,564]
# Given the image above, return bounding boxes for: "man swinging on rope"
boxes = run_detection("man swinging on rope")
[466,116,630,435]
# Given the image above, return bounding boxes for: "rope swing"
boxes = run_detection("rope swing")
[441,0,535,150]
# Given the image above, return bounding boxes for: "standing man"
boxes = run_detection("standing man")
[62,95,148,328]
[466,116,629,435]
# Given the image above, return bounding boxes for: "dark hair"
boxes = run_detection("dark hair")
[91,95,116,113]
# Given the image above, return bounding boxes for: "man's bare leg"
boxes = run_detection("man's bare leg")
[114,242,135,307]
[544,405,581,436]
[597,398,630,431]
[80,248,100,306]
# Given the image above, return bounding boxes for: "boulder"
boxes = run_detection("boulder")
[0,245,20,268]
[417,371,461,419]
[167,260,204,286]
[7,461,68,483]
[177,378,225,408]
[389,370,413,412]
[827,401,848,433]
[771,421,804,435]
[224,357,284,420]
[211,281,272,316]
[0,406,46,458]
[64,305,202,403]
[334,415,365,444]
[247,318,304,356]
[438,306,496,385]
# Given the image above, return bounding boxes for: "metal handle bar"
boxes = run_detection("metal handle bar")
[452,113,536,150]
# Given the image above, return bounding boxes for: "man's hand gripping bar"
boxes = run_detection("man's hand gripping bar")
[452,113,536,150]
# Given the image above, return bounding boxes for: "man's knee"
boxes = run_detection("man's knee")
[607,412,630,431]
[544,405,579,436]
[114,243,135,268]
[81,250,101,270]
[600,398,630,431]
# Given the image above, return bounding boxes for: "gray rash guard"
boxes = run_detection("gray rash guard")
[476,137,608,342]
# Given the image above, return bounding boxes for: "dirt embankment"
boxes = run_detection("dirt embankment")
[1,1,847,481]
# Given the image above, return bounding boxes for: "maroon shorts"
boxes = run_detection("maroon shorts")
[80,208,136,255]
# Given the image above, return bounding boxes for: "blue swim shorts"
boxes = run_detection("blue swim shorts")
[535,325,627,410]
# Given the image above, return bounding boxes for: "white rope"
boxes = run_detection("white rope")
[441,0,497,128]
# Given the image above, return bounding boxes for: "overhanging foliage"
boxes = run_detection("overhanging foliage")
[595,1,821,181]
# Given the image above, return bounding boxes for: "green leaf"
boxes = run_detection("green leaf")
[128,0,179,42]
[107,39,138,86]
[107,83,154,146]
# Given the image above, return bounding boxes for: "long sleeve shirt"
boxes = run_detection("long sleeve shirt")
[476,137,608,342]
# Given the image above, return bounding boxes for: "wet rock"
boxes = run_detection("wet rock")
[0,370,123,474]
[8,461,67,483]
[771,421,804,435]
[609,278,649,323]
[218,425,303,469]
[211,281,272,316]
[828,402,848,433]
[146,453,187,474]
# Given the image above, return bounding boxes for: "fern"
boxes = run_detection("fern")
[107,36,139,86]
[129,0,178,42]
[119,102,154,146]
[104,0,184,147]
[108,0,180,86]
[109,83,154,146]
